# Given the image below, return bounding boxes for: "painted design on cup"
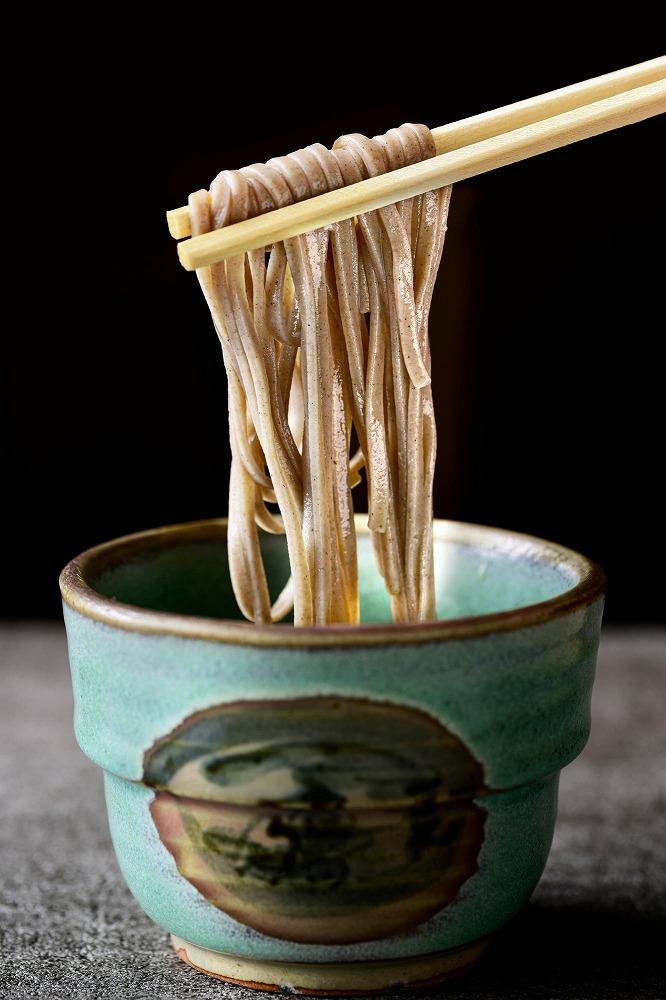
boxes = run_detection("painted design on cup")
[144,697,486,945]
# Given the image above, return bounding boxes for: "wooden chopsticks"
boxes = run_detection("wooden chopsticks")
[167,58,666,271]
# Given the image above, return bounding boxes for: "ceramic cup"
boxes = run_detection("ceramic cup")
[60,518,605,993]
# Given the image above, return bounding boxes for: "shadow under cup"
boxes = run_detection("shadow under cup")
[60,518,605,993]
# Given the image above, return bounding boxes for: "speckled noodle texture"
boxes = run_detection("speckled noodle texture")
[1,624,664,999]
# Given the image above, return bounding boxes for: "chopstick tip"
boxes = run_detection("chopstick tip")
[177,239,196,271]
[167,207,192,240]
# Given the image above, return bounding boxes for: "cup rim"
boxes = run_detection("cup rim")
[59,517,606,647]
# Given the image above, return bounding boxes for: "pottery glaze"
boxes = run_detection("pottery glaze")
[61,518,605,993]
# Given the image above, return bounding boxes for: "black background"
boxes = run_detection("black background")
[4,42,665,622]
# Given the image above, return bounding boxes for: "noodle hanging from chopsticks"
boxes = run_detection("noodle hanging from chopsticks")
[188,124,451,625]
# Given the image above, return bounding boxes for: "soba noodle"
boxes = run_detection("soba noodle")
[188,124,451,626]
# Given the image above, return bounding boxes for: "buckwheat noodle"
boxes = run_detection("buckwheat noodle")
[188,124,451,626]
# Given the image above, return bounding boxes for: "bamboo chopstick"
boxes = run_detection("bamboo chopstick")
[168,62,665,272]
[167,57,665,243]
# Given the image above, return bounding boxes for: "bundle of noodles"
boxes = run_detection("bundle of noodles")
[188,124,451,626]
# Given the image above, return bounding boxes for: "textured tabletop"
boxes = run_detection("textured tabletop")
[1,625,664,999]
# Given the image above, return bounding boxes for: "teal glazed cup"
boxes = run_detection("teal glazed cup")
[60,518,605,993]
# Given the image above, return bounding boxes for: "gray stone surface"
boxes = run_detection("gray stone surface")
[0,624,664,999]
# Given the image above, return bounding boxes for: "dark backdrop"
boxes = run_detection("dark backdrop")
[4,44,665,622]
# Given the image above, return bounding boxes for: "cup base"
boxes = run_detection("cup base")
[171,934,488,994]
